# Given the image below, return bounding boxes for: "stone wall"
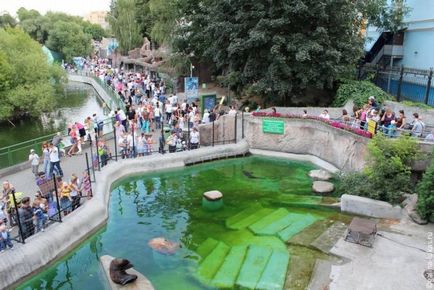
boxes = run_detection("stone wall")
[199,114,433,172]
[245,116,369,171]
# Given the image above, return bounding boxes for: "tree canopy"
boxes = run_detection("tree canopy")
[109,0,408,105]
[0,28,66,121]
[108,0,143,54]
[17,8,106,61]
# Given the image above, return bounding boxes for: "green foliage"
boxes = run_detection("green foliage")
[366,0,411,33]
[135,0,153,39]
[17,8,105,61]
[82,22,107,41]
[401,101,433,110]
[165,0,390,106]
[339,134,420,204]
[0,28,65,121]
[0,13,17,28]
[333,79,392,107]
[46,21,92,62]
[416,149,434,221]
[108,0,143,54]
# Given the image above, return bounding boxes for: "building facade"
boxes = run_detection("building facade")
[84,11,109,30]
[365,0,434,70]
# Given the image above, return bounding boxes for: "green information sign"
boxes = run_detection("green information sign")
[262,119,285,134]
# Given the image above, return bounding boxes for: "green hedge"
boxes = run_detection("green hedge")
[333,79,392,107]
[417,149,434,222]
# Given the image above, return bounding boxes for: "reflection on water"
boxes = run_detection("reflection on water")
[18,157,344,290]
[0,82,105,148]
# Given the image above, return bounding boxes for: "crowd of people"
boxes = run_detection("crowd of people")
[0,170,92,250]
[315,96,433,141]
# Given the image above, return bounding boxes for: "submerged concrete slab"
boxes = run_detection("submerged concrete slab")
[341,194,402,219]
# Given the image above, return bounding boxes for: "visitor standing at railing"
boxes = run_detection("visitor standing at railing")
[18,197,35,239]
[0,220,13,252]
[28,149,40,177]
[42,143,50,178]
[411,113,425,138]
[49,143,63,179]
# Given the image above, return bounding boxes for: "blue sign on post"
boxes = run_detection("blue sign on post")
[185,77,199,104]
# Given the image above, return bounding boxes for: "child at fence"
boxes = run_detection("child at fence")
[145,135,153,155]
[0,220,13,252]
[0,202,7,226]
[59,182,72,216]
[33,200,46,233]
[81,171,92,199]
[69,174,81,211]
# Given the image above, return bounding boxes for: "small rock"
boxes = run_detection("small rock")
[409,211,428,225]
[309,169,333,181]
[312,181,335,194]
[203,190,223,201]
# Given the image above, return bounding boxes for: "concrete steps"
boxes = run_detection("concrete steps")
[194,241,290,290]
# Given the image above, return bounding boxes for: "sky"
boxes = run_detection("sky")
[0,0,111,17]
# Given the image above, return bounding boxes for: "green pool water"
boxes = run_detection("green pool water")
[18,156,348,290]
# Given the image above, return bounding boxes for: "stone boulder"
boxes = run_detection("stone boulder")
[312,181,335,194]
[309,169,333,181]
[341,194,402,219]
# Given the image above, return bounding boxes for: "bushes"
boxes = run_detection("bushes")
[416,149,434,222]
[332,79,392,107]
[338,134,420,204]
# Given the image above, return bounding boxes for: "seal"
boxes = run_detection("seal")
[148,237,180,255]
[109,258,138,285]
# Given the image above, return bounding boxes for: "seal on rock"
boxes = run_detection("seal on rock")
[148,237,180,255]
[109,258,138,285]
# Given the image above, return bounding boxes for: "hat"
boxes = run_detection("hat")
[369,96,375,100]
[30,149,35,153]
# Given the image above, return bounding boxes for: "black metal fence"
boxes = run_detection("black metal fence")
[358,64,434,107]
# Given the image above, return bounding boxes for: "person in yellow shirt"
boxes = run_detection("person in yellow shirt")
[59,182,72,216]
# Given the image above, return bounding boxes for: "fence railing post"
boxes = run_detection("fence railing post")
[131,124,136,158]
[95,135,101,171]
[113,120,118,161]
[187,119,191,150]
[85,152,93,198]
[241,111,244,139]
[212,121,215,147]
[424,68,433,105]
[88,134,96,182]
[234,113,238,143]
[11,190,25,243]
[53,174,62,223]
[397,66,404,102]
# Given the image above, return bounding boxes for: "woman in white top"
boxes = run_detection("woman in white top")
[190,127,200,149]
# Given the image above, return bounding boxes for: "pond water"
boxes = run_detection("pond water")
[0,82,106,148]
[18,156,349,290]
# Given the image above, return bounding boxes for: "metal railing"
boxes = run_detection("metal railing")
[0,117,114,170]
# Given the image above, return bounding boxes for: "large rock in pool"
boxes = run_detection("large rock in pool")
[312,181,335,194]
[309,169,333,181]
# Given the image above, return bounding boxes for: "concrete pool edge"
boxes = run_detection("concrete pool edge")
[0,141,250,290]
[1,140,346,290]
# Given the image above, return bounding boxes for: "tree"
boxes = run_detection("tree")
[82,21,107,41]
[16,7,41,22]
[17,9,104,60]
[46,21,92,62]
[108,0,143,54]
[0,28,66,121]
[416,149,434,222]
[0,13,17,28]
[135,0,153,40]
[176,0,368,105]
